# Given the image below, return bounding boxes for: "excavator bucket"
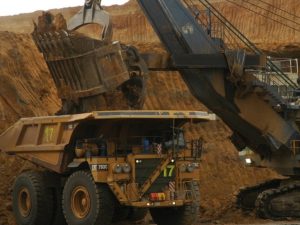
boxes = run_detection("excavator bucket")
[32,0,148,114]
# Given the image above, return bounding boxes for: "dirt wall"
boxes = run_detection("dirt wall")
[0,31,60,225]
[0,0,299,56]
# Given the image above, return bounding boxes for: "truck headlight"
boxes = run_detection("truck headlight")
[113,164,122,174]
[136,159,142,164]
[122,163,131,173]
[186,163,195,173]
[75,148,86,158]
[245,158,252,164]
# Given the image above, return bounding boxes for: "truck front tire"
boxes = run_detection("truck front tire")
[12,171,54,225]
[150,205,198,225]
[127,207,148,222]
[62,170,114,225]
[150,181,200,225]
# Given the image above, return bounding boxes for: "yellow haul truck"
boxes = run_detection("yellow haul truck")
[0,110,215,225]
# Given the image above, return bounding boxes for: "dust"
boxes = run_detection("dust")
[34,12,67,33]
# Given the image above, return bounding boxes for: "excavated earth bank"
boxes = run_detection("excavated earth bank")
[0,0,299,224]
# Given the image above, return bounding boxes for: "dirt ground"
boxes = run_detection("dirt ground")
[0,0,300,225]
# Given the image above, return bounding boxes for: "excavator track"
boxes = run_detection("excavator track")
[256,183,300,220]
[236,179,281,211]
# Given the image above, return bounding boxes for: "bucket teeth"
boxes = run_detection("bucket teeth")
[33,30,73,59]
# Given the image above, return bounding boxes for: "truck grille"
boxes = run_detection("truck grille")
[135,158,175,193]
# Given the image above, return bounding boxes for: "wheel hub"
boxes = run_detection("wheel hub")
[71,186,91,219]
[18,187,32,217]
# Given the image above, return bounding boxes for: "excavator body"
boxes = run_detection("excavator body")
[136,0,300,220]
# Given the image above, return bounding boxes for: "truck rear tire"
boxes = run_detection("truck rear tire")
[42,171,67,225]
[51,185,67,225]
[12,171,54,225]
[62,170,114,225]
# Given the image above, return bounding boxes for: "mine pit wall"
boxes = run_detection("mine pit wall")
[1,0,298,224]
[0,32,60,132]
[0,32,60,225]
[0,0,299,54]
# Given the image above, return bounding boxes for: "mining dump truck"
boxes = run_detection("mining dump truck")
[0,110,215,225]
[0,2,215,225]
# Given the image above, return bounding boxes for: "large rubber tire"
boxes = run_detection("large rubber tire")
[127,207,148,222]
[62,170,115,225]
[150,182,200,225]
[12,171,54,225]
[42,171,67,225]
[51,185,67,225]
[112,205,130,222]
[150,205,197,225]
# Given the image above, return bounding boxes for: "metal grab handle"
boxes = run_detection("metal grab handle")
[85,0,101,8]
[67,0,112,42]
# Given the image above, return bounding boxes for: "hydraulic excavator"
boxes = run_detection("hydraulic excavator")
[35,0,300,220]
[134,0,300,220]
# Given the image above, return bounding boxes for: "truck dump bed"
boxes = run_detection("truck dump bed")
[0,111,215,173]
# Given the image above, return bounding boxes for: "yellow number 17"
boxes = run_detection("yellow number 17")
[163,165,175,177]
